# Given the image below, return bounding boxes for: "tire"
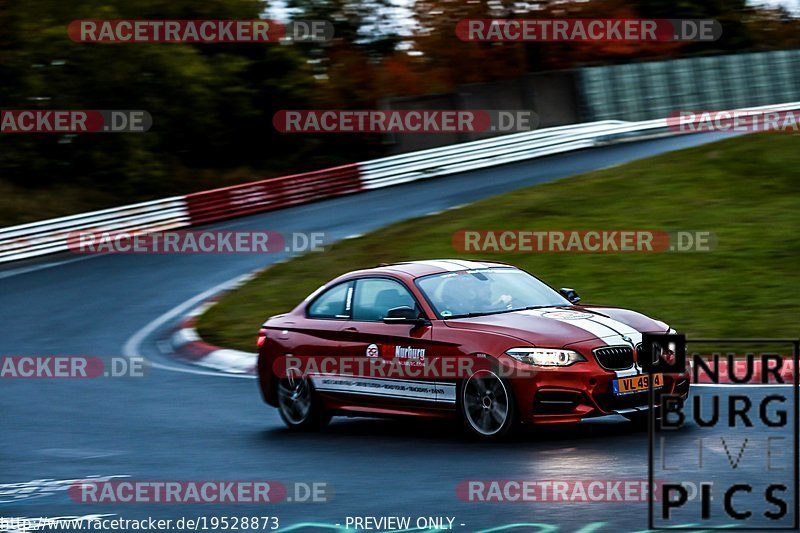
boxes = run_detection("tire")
[276,374,330,430]
[459,369,517,439]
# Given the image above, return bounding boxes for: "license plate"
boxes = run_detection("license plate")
[612,373,663,395]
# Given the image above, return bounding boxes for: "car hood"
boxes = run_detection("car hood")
[444,306,668,347]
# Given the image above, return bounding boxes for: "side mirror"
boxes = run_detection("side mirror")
[559,287,581,304]
[383,306,430,326]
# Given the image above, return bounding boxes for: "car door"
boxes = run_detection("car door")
[277,280,353,382]
[334,277,443,408]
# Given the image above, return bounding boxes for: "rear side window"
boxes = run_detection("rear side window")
[352,278,417,321]
[307,282,352,319]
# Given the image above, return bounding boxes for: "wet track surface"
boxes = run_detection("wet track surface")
[3,132,792,532]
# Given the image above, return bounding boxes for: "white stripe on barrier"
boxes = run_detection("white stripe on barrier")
[360,100,800,189]
[2,100,799,264]
[0,199,191,264]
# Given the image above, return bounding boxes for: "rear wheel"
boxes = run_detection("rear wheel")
[277,374,330,430]
[459,369,516,439]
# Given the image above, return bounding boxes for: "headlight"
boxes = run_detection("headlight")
[505,347,586,367]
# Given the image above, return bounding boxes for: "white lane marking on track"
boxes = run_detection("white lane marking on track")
[121,273,256,379]
[0,514,116,533]
[0,255,98,280]
[120,270,795,386]
[0,475,129,504]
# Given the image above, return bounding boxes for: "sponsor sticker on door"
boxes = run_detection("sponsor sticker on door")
[365,344,379,358]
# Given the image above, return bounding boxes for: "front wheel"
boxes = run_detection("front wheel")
[459,369,517,439]
[277,375,330,430]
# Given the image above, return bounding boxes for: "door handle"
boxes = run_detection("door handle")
[343,327,359,332]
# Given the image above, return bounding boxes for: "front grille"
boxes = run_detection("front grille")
[593,346,634,370]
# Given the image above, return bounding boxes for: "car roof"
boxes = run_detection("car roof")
[357,259,514,279]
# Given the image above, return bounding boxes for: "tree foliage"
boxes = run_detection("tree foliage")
[1,0,798,206]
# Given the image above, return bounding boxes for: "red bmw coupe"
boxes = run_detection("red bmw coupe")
[256,260,690,439]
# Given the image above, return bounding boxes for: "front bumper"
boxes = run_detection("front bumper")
[506,346,691,425]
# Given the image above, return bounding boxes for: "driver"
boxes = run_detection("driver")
[472,278,513,311]
[443,274,513,315]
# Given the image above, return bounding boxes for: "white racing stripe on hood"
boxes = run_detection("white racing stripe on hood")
[585,313,640,339]
[516,308,621,341]
[583,313,644,377]
[517,308,643,377]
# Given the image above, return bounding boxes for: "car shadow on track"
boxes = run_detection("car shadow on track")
[256,414,699,449]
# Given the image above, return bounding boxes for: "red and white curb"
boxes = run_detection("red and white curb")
[165,268,798,382]
[166,268,268,375]
[169,308,798,383]
[170,304,257,374]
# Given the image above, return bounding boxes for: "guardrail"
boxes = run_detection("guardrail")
[1,101,797,264]
[360,120,626,189]
[0,197,190,262]
[360,99,800,189]
[185,164,361,225]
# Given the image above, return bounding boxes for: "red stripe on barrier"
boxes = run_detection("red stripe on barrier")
[185,163,363,225]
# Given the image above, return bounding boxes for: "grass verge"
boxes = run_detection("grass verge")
[197,133,800,352]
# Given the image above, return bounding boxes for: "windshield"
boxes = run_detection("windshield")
[416,267,571,319]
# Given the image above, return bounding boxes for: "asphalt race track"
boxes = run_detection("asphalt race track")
[2,132,794,532]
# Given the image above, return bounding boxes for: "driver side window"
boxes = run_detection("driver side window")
[352,278,417,321]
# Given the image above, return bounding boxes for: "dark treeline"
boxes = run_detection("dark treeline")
[0,0,798,206]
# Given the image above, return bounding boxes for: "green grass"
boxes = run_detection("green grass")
[197,133,800,352]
